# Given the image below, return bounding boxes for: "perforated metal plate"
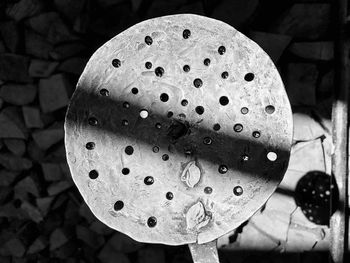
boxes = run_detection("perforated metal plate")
[65,14,293,245]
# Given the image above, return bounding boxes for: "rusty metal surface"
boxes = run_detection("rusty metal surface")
[65,14,293,246]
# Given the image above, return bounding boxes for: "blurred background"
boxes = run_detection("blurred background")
[0,0,343,262]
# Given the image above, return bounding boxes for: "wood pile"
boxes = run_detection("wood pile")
[0,0,335,262]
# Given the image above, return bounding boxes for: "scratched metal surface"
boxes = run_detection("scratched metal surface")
[65,14,293,245]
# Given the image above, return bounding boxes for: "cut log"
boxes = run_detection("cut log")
[32,122,64,150]
[0,83,37,105]
[22,106,44,128]
[89,220,114,236]
[76,225,105,249]
[21,201,43,223]
[27,139,45,161]
[49,42,87,60]
[28,59,59,78]
[0,170,19,186]
[289,41,333,61]
[41,162,64,181]
[54,0,86,23]
[249,31,291,62]
[5,0,44,21]
[211,0,258,28]
[0,153,32,171]
[272,4,331,40]
[0,238,26,257]
[0,54,31,83]
[0,41,6,53]
[27,236,48,254]
[107,232,143,253]
[36,196,54,216]
[286,63,318,106]
[137,247,166,263]
[14,174,40,198]
[97,0,125,7]
[79,203,96,223]
[0,111,26,139]
[51,240,77,259]
[49,228,70,251]
[2,106,29,138]
[98,244,130,263]
[3,139,26,156]
[26,12,77,44]
[47,180,73,196]
[0,21,20,53]
[177,1,205,15]
[39,74,71,113]
[25,30,53,59]
[58,57,87,75]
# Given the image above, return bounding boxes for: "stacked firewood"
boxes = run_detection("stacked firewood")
[0,0,334,262]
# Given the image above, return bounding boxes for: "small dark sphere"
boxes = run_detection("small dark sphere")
[219,96,229,106]
[147,216,157,227]
[122,168,130,175]
[193,78,203,88]
[145,61,152,69]
[204,187,213,194]
[125,146,134,155]
[265,105,275,114]
[203,137,212,145]
[152,146,160,153]
[123,102,130,108]
[213,123,221,131]
[89,170,98,179]
[204,58,210,66]
[195,106,204,115]
[167,111,173,118]
[233,123,243,132]
[218,46,226,55]
[144,176,154,185]
[183,65,190,72]
[162,154,169,161]
[86,142,95,150]
[114,201,124,211]
[218,165,228,174]
[131,88,138,94]
[166,192,173,200]
[252,131,261,138]
[112,59,121,68]
[233,186,243,196]
[145,35,153,45]
[100,89,109,96]
[221,71,229,79]
[160,93,169,102]
[155,67,164,77]
[183,29,191,39]
[244,73,254,81]
[88,117,98,126]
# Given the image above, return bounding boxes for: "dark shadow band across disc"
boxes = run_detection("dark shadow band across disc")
[65,14,293,245]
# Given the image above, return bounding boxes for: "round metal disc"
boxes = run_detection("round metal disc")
[65,14,293,245]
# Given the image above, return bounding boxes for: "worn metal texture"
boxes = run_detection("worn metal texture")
[65,14,293,246]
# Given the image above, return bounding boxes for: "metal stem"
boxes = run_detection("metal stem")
[330,0,349,262]
[189,240,220,263]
